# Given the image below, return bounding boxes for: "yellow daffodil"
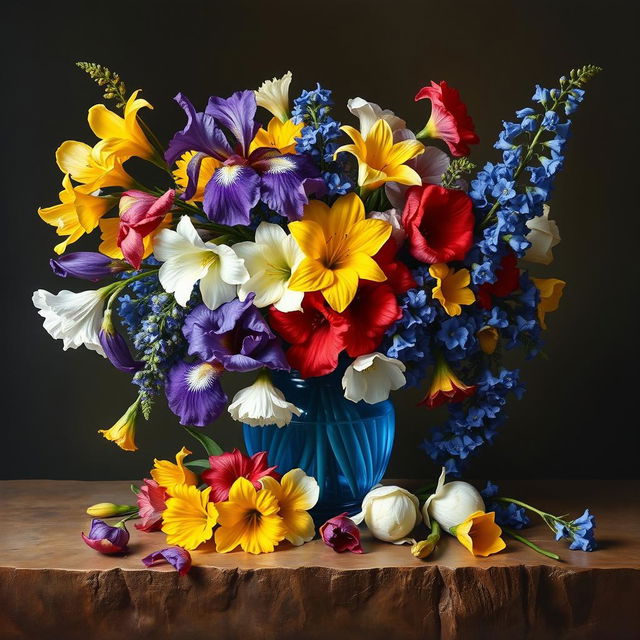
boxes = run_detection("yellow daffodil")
[531,277,566,329]
[288,193,391,312]
[161,483,219,550]
[98,397,140,451]
[38,174,117,254]
[98,213,171,259]
[87,90,155,162]
[451,511,506,557]
[261,468,320,546]
[255,71,293,122]
[150,446,198,493]
[214,477,286,554]
[249,117,304,155]
[429,263,475,316]
[56,140,132,193]
[335,118,424,191]
[172,151,221,202]
[477,326,499,355]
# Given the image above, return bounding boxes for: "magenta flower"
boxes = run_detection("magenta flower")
[135,479,168,532]
[142,546,192,576]
[81,519,129,554]
[319,513,364,553]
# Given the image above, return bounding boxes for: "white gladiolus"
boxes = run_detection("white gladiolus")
[255,71,293,122]
[368,209,406,246]
[352,485,421,543]
[422,468,485,532]
[32,288,107,356]
[342,353,406,404]
[524,205,561,265]
[347,97,406,138]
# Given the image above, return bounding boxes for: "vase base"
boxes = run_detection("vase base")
[309,498,363,527]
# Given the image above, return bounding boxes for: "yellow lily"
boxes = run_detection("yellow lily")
[335,118,424,191]
[38,174,117,254]
[249,117,304,155]
[88,90,155,162]
[531,278,565,329]
[172,151,221,202]
[98,397,140,451]
[98,213,171,260]
[150,446,198,493]
[451,511,506,557]
[288,193,391,312]
[429,263,475,316]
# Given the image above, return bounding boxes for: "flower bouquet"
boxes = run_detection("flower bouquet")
[34,62,600,522]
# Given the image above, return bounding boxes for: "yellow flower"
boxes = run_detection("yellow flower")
[56,140,132,193]
[38,174,117,254]
[161,483,219,550]
[87,90,154,162]
[288,193,391,312]
[429,263,475,316]
[261,468,319,546]
[150,447,198,493]
[249,118,304,155]
[98,213,172,259]
[98,398,140,451]
[335,118,424,191]
[255,71,292,122]
[531,277,566,329]
[172,151,221,202]
[451,511,506,557]
[477,326,499,355]
[214,477,286,554]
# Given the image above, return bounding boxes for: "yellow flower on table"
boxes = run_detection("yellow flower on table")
[98,397,140,452]
[214,477,286,554]
[161,484,219,550]
[151,447,198,493]
[531,277,566,329]
[249,117,304,155]
[451,511,506,557]
[334,118,424,191]
[288,193,391,312]
[429,263,475,316]
[172,151,221,202]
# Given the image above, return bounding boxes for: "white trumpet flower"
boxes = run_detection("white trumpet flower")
[255,71,293,122]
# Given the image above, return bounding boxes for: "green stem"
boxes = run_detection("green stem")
[503,526,560,560]
[115,512,140,528]
[104,268,160,311]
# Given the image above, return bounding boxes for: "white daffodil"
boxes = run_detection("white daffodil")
[233,222,304,312]
[352,485,421,543]
[255,71,293,123]
[342,353,406,404]
[422,467,485,532]
[525,205,561,265]
[347,97,406,138]
[368,209,406,246]
[153,216,249,309]
[32,288,108,356]
[228,372,302,427]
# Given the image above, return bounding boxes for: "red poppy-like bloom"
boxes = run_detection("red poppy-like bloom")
[402,185,475,264]
[269,292,350,378]
[135,478,169,532]
[477,252,520,310]
[419,356,477,409]
[373,238,416,295]
[415,81,479,157]
[201,449,280,503]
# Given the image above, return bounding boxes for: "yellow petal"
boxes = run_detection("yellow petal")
[288,258,335,292]
[364,119,394,167]
[386,138,425,167]
[288,219,326,259]
[56,141,93,178]
[98,218,121,258]
[338,125,367,157]
[162,484,218,550]
[214,519,246,553]
[300,199,331,227]
[151,446,197,492]
[339,253,387,282]
[281,509,315,546]
[347,218,392,256]
[279,468,319,511]
[384,163,423,186]
[322,268,359,312]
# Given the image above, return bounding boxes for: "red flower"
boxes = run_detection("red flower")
[269,292,350,378]
[415,81,479,157]
[201,449,280,503]
[135,479,168,532]
[402,185,475,264]
[477,252,520,310]
[319,513,364,553]
[373,238,416,295]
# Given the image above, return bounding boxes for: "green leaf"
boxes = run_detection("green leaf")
[130,483,141,495]
[184,459,212,472]
[182,425,224,457]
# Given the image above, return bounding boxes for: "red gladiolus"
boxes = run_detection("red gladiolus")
[320,513,364,553]
[402,185,475,264]
[477,252,520,310]
[201,449,280,503]
[373,238,416,295]
[419,355,477,409]
[135,479,168,532]
[269,292,350,378]
[415,81,479,157]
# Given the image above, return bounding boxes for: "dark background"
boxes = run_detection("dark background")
[2,0,637,481]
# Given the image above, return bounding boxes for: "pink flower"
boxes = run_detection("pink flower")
[135,479,168,532]
[117,189,175,269]
[142,546,192,576]
[319,513,364,553]
[201,449,280,503]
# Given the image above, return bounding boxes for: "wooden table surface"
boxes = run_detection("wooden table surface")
[1,479,639,639]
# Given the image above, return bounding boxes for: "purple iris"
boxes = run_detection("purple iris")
[81,519,129,555]
[142,546,192,576]
[50,252,126,282]
[165,91,319,225]
[183,295,289,372]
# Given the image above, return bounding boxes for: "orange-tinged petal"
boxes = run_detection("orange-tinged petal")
[288,219,326,259]
[288,258,335,292]
[322,268,359,312]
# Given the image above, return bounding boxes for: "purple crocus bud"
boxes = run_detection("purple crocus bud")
[319,513,364,554]
[81,518,129,554]
[99,310,143,374]
[142,546,192,576]
[50,252,128,282]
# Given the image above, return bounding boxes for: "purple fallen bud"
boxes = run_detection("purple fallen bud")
[319,512,364,553]
[142,546,192,575]
[50,252,128,282]
[81,518,129,554]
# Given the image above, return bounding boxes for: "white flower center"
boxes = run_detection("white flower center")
[265,156,295,174]
[187,363,219,391]
[215,165,243,186]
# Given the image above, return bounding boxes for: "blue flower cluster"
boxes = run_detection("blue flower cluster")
[554,509,597,551]
[481,481,530,530]
[292,84,352,196]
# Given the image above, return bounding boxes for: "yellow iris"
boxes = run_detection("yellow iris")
[172,151,221,202]
[98,213,172,260]
[288,193,391,312]
[150,447,198,493]
[335,118,424,191]
[429,263,475,316]
[98,397,140,452]
[249,117,304,155]
[161,483,219,550]
[214,477,286,554]
[531,278,566,329]
[452,511,506,557]
[38,174,117,254]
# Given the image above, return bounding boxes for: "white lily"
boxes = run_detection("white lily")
[153,216,249,309]
[233,222,304,312]
[228,372,302,427]
[368,208,406,246]
[32,288,108,356]
[422,467,485,532]
[255,71,293,123]
[342,353,406,404]
[525,205,561,265]
[347,97,406,138]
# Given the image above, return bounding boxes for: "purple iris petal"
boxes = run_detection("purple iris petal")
[202,164,260,225]
[206,91,260,157]
[142,546,192,576]
[99,328,143,374]
[165,360,227,427]
[50,252,122,281]
[81,519,129,554]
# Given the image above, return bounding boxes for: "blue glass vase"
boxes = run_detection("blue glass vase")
[242,368,395,524]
